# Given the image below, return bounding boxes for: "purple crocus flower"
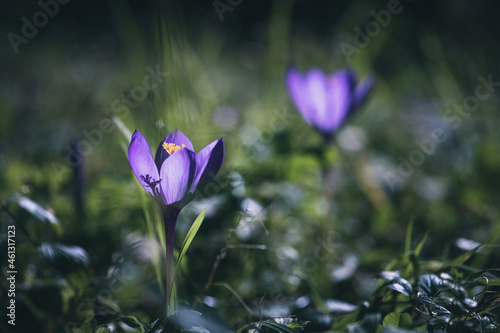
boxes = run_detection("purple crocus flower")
[128,129,224,314]
[286,66,375,141]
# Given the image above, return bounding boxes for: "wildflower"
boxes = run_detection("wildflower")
[128,129,224,314]
[286,66,375,140]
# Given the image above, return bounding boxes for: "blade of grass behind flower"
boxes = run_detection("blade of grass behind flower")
[136,182,165,292]
[409,231,428,281]
[403,218,427,280]
[403,217,414,266]
[446,245,481,268]
[306,277,328,314]
[474,223,500,268]
[419,33,462,101]
[264,0,292,80]
[414,232,429,257]
[113,116,133,142]
[155,1,192,131]
[118,118,164,291]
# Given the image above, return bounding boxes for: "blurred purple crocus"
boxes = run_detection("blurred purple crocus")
[128,129,224,314]
[286,66,375,140]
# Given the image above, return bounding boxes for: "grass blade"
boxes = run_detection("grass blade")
[175,209,206,275]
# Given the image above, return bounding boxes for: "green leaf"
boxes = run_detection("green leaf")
[418,274,442,297]
[474,278,500,286]
[236,321,302,333]
[446,246,481,267]
[261,321,301,333]
[9,194,59,225]
[427,314,450,330]
[7,193,62,236]
[39,242,89,265]
[332,308,361,332]
[66,269,94,291]
[120,315,147,332]
[347,313,381,333]
[286,322,309,331]
[171,280,177,314]
[403,230,427,280]
[39,242,90,274]
[270,318,309,331]
[414,296,451,315]
[175,209,206,274]
[96,328,111,333]
[235,322,256,333]
[413,232,429,257]
[377,272,413,297]
[382,312,412,329]
[325,299,357,314]
[386,279,413,297]
[305,277,328,313]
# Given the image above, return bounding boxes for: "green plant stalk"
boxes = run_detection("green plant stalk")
[321,157,335,231]
[162,208,179,316]
[165,230,174,316]
[319,140,338,234]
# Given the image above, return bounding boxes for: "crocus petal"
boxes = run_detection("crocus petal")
[286,66,376,137]
[324,70,357,132]
[286,67,315,126]
[159,148,196,205]
[128,130,160,198]
[165,129,194,151]
[155,130,195,170]
[351,74,376,111]
[190,138,224,193]
[306,69,329,129]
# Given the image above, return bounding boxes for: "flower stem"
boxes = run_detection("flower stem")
[322,163,335,230]
[163,208,179,317]
[320,139,336,234]
[165,231,174,316]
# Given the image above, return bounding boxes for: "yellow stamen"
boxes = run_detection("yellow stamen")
[162,142,185,155]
